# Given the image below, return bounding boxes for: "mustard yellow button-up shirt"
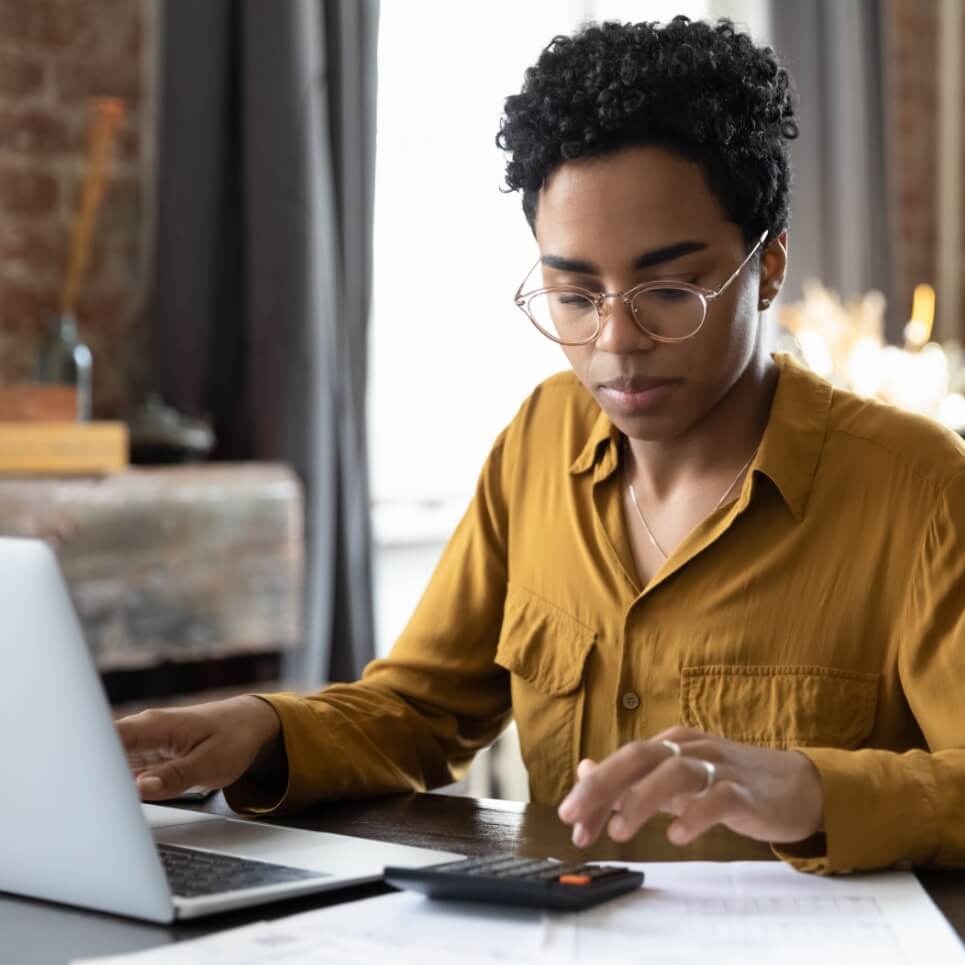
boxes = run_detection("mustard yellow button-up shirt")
[228,354,965,873]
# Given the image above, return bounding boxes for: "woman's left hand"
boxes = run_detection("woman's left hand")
[557,725,825,848]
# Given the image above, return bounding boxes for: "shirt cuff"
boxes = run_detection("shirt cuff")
[772,747,939,873]
[222,692,305,815]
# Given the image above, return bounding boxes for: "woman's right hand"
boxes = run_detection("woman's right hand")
[115,696,285,801]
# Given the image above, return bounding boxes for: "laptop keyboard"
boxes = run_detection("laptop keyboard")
[158,843,328,898]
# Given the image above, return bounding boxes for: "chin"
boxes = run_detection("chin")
[602,404,690,444]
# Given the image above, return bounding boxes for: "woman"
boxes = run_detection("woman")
[120,18,965,874]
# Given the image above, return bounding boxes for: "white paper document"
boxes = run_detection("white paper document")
[74,861,964,965]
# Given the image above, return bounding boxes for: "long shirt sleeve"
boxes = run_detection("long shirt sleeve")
[778,469,965,872]
[225,435,514,814]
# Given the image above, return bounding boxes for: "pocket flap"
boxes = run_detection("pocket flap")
[681,665,879,748]
[495,586,595,696]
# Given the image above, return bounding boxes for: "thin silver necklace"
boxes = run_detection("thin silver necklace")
[623,438,758,560]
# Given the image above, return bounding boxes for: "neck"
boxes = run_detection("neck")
[627,350,778,501]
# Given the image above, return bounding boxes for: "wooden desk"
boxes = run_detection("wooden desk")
[4,792,964,963]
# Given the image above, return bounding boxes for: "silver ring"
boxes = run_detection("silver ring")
[698,759,716,794]
[660,739,682,759]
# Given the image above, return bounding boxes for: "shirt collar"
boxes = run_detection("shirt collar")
[568,353,831,521]
[753,352,831,520]
[569,407,621,478]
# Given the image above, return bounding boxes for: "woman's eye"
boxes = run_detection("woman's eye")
[649,287,689,302]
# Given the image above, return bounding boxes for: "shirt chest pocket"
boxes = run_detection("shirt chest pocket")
[680,665,879,749]
[494,585,596,806]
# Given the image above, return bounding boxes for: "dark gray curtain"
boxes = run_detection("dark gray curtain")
[770,1,900,340]
[152,0,378,684]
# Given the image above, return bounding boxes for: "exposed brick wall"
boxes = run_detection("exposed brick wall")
[888,0,964,340]
[0,0,151,416]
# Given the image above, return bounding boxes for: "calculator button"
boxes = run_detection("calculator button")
[475,858,526,874]
[559,874,592,885]
[586,865,627,880]
[554,864,589,877]
[495,861,547,878]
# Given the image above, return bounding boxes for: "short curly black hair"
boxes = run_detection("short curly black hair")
[496,17,798,246]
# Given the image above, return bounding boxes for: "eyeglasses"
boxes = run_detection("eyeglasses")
[513,230,768,346]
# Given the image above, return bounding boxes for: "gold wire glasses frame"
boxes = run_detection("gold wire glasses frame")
[513,230,769,346]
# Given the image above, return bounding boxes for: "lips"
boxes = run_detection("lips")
[598,375,679,392]
[597,374,682,414]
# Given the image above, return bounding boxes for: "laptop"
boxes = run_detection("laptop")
[0,538,461,922]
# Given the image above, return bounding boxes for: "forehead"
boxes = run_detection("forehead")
[534,146,729,254]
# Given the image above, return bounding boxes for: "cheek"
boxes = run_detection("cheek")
[560,345,594,389]
[689,285,760,376]
[731,280,761,339]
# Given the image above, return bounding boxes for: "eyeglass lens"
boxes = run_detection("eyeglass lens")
[524,287,705,343]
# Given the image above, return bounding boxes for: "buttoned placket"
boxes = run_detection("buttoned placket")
[586,437,763,746]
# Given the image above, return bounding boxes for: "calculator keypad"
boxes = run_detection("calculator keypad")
[384,854,645,910]
[429,856,626,882]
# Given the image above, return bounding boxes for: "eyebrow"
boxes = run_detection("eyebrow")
[540,240,709,275]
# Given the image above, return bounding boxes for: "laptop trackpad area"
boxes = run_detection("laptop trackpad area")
[151,813,460,876]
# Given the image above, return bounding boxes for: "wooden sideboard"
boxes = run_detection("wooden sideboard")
[0,463,304,672]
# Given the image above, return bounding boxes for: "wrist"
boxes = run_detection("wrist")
[239,696,287,785]
[792,749,825,835]
[241,695,281,742]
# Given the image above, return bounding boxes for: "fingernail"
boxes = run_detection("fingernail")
[610,815,627,838]
[668,823,686,844]
[573,824,588,847]
[140,776,162,793]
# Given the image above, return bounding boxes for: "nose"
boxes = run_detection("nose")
[594,293,657,354]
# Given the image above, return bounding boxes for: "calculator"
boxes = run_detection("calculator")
[383,855,644,911]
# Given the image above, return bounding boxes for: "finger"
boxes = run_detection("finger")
[666,780,751,845]
[560,741,676,845]
[606,755,716,842]
[651,724,703,745]
[135,773,166,798]
[560,741,664,821]
[115,710,179,755]
[571,761,598,848]
[134,750,209,801]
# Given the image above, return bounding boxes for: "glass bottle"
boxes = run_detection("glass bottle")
[35,312,93,421]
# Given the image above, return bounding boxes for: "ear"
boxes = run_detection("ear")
[757,230,788,311]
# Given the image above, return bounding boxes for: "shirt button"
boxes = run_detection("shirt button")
[621,692,640,711]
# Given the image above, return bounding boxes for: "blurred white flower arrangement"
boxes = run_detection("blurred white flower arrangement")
[778,282,965,434]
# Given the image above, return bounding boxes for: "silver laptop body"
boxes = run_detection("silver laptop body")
[0,538,459,922]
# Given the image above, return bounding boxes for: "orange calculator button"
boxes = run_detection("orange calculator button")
[558,874,592,886]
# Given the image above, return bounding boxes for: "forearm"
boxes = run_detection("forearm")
[222,428,515,817]
[225,676,510,815]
